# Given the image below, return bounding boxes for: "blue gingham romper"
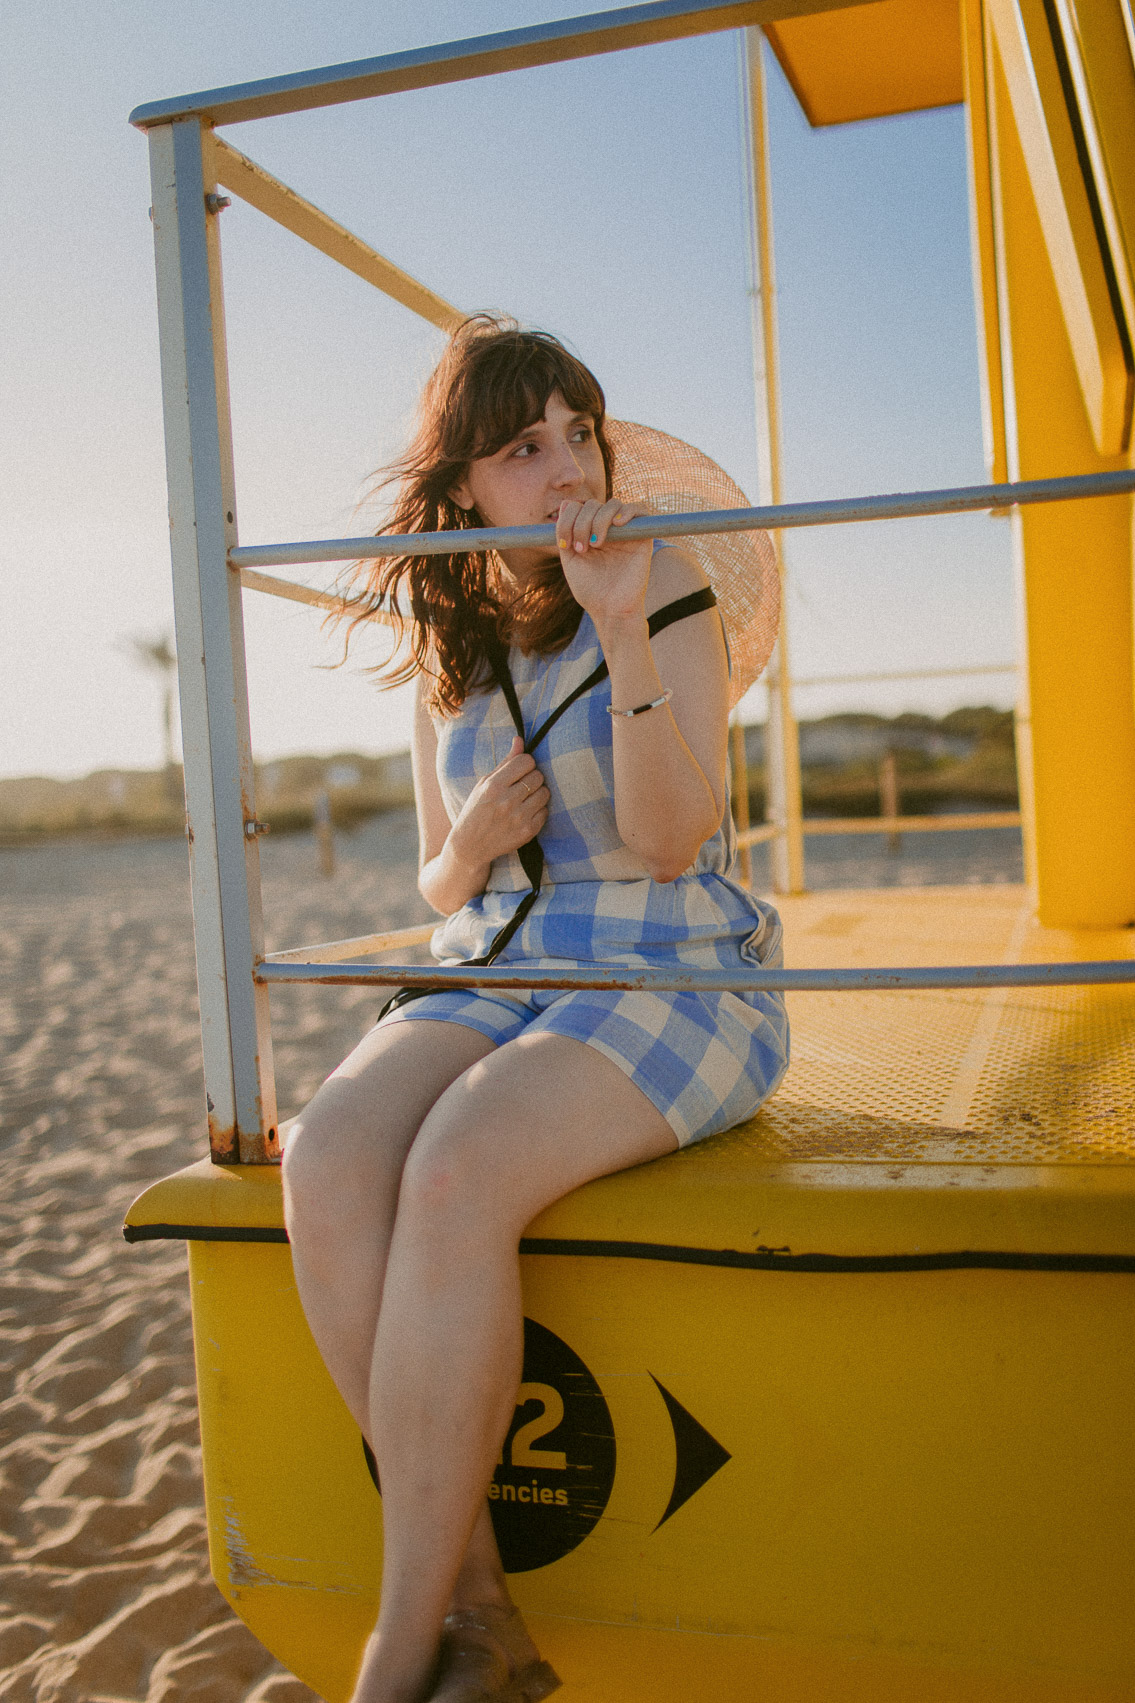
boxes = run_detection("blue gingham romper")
[382,590,790,1146]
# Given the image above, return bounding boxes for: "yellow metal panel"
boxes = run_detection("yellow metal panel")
[127,1142,1135,1254]
[126,1154,285,1231]
[1048,0,1135,375]
[986,0,1133,453]
[984,26,1135,925]
[961,0,1009,485]
[764,0,964,126]
[183,1240,1134,1701]
[187,1239,381,1702]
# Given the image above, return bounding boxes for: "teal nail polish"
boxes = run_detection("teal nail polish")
[590,534,598,544]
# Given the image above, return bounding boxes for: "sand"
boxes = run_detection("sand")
[0,816,427,1701]
[0,811,1022,1699]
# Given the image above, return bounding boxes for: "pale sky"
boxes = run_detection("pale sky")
[1,1,1015,782]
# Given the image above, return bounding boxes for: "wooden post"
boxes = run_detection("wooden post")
[314,788,335,879]
[879,752,900,854]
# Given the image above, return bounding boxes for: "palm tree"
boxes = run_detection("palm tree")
[123,631,181,803]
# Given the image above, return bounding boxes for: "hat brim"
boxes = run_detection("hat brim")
[607,419,779,708]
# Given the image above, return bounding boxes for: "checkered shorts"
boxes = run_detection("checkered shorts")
[380,977,787,1149]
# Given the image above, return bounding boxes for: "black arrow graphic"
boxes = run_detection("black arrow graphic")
[650,1375,732,1531]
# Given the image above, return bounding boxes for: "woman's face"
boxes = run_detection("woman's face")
[451,391,606,577]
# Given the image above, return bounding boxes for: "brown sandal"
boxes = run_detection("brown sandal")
[427,1603,562,1702]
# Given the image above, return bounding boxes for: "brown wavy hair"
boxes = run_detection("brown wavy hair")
[341,314,614,714]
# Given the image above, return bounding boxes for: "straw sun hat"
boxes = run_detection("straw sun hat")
[606,418,780,707]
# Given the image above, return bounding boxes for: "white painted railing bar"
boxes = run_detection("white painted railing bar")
[237,567,400,627]
[257,959,1135,992]
[238,566,347,613]
[735,823,779,848]
[264,923,436,965]
[128,1,859,129]
[785,662,1017,686]
[229,468,1135,571]
[735,813,1020,849]
[795,811,1020,838]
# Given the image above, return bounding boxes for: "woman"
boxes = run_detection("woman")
[282,316,788,1703]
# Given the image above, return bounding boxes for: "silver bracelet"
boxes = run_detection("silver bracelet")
[607,688,673,718]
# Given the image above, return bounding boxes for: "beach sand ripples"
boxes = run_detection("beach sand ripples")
[0,817,424,1701]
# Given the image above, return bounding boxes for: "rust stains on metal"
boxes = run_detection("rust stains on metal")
[237,1123,282,1165]
[208,1112,241,1165]
[209,1117,281,1166]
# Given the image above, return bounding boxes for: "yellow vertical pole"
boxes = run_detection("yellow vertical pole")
[740,27,805,896]
[960,0,1038,894]
[982,10,1135,927]
[960,0,1009,487]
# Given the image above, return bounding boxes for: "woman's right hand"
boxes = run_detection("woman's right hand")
[446,737,549,876]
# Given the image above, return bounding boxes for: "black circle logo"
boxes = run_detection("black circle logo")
[489,1318,616,1573]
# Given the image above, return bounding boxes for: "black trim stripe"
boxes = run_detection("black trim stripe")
[122,1223,1135,1272]
[124,1223,290,1244]
[519,1237,1135,1274]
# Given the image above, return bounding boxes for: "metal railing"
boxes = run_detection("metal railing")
[229,468,1135,571]
[135,4,1135,1161]
[255,957,1135,993]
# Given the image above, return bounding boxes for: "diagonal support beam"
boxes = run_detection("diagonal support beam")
[212,138,462,331]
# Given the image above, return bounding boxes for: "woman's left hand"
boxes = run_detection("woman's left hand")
[555,498,655,628]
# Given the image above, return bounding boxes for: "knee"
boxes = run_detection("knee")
[281,1093,382,1248]
[398,1115,511,1246]
[281,1105,334,1246]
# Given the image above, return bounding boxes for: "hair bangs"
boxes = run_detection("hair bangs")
[339,314,615,713]
[465,338,607,464]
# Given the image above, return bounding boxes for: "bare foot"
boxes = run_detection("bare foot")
[428,1604,559,1702]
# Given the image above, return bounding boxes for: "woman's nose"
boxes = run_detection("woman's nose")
[550,443,587,489]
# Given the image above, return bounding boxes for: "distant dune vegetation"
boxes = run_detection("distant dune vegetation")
[740,706,1019,820]
[0,709,1018,846]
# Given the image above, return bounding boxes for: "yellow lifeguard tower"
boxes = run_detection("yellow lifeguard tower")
[126,5,1135,1698]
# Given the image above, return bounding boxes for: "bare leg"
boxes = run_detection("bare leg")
[349,1033,678,1703]
[283,1020,522,1657]
[282,1018,496,1428]
[449,1506,513,1613]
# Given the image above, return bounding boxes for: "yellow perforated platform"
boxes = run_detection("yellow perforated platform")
[757,884,1135,1164]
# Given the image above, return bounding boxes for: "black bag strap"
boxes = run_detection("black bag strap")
[378,587,718,1011]
[522,586,718,756]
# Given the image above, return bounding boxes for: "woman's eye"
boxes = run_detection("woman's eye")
[571,425,593,443]
[510,442,537,458]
